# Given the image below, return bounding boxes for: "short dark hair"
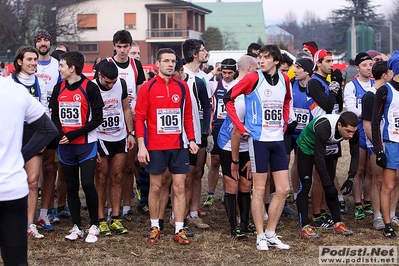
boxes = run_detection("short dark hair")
[259,45,282,69]
[100,61,118,80]
[348,59,355,66]
[281,53,294,67]
[338,111,358,128]
[156,48,176,61]
[0,62,4,68]
[175,55,183,72]
[113,30,133,45]
[372,60,389,80]
[247,43,261,53]
[182,39,204,63]
[59,51,85,76]
[13,46,38,76]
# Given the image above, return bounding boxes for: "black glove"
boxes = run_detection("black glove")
[286,121,298,134]
[328,81,340,94]
[201,134,208,148]
[376,151,387,168]
[340,176,354,195]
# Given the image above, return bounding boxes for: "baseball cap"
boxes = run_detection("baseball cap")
[313,49,332,69]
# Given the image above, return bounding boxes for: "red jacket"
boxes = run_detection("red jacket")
[134,75,195,150]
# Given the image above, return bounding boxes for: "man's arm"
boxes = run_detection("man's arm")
[121,79,135,149]
[196,77,211,134]
[307,79,337,114]
[362,92,374,142]
[49,83,64,138]
[313,118,332,181]
[343,82,361,117]
[348,129,359,178]
[22,114,58,162]
[182,82,196,141]
[372,86,388,154]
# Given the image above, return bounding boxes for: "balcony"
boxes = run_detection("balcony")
[146,29,202,41]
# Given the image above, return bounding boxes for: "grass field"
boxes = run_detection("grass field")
[7,141,399,265]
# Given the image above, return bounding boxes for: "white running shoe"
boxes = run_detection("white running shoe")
[391,216,399,229]
[85,225,100,243]
[256,234,269,251]
[266,233,290,250]
[65,224,84,241]
[27,224,44,239]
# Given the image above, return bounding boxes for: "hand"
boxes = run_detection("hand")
[59,135,69,144]
[230,163,239,181]
[206,135,214,152]
[242,161,252,181]
[127,135,136,150]
[286,121,298,134]
[340,177,354,195]
[96,152,101,163]
[328,81,340,94]
[189,141,199,154]
[137,146,150,165]
[376,151,387,168]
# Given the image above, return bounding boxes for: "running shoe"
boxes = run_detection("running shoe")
[390,216,399,229]
[339,201,348,214]
[310,216,333,229]
[256,234,268,251]
[27,224,44,239]
[203,195,214,207]
[109,219,128,234]
[36,216,55,231]
[65,224,84,241]
[183,225,194,237]
[354,206,366,220]
[281,205,298,217]
[147,226,161,243]
[241,223,256,235]
[232,228,248,241]
[300,225,319,239]
[136,202,149,215]
[373,217,385,230]
[363,204,373,216]
[123,210,142,223]
[197,209,209,216]
[333,222,353,235]
[48,208,60,223]
[383,226,397,238]
[266,233,290,250]
[85,225,100,243]
[57,206,71,219]
[323,213,334,225]
[98,221,112,236]
[174,229,191,244]
[188,216,210,229]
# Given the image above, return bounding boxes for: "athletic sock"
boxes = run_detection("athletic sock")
[122,206,131,216]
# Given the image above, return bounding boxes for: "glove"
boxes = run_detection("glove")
[286,121,298,134]
[340,176,354,195]
[201,134,208,148]
[206,135,214,153]
[376,151,387,168]
[328,81,341,94]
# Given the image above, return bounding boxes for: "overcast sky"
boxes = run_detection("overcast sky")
[192,0,394,25]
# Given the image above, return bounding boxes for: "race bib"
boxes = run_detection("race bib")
[293,107,310,130]
[100,110,121,133]
[333,103,339,114]
[157,108,182,134]
[392,111,399,135]
[357,98,362,112]
[59,102,81,127]
[262,102,283,129]
[216,99,227,119]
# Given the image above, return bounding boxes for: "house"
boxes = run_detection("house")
[265,25,294,52]
[57,0,211,64]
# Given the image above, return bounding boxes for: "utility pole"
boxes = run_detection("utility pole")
[351,16,356,59]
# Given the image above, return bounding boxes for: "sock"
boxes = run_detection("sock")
[338,195,344,202]
[159,219,164,231]
[150,218,159,229]
[39,209,48,219]
[264,212,269,221]
[313,213,322,220]
[374,212,382,220]
[111,216,119,221]
[236,216,241,224]
[175,222,184,233]
[171,212,175,220]
[321,209,326,215]
[238,191,251,229]
[385,223,392,230]
[224,193,237,233]
[28,221,33,227]
[293,193,298,201]
[122,206,131,216]
[183,218,188,227]
[108,208,112,216]
[257,233,265,241]
[265,229,275,238]
[390,211,396,219]
[57,205,66,212]
[355,202,362,208]
[190,211,198,218]
[208,191,214,196]
[98,218,106,222]
[363,201,371,207]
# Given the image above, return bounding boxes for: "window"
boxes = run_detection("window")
[77,43,98,53]
[78,14,97,30]
[150,10,182,30]
[124,13,136,29]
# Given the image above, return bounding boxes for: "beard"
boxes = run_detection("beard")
[38,47,50,56]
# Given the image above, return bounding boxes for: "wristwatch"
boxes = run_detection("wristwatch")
[129,130,135,137]
[232,159,240,164]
